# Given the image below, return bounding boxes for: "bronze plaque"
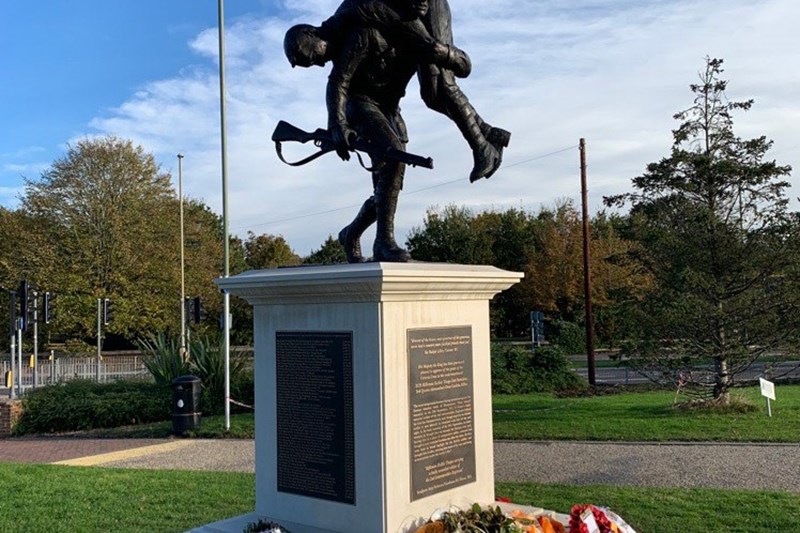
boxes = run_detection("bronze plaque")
[276,331,355,504]
[408,326,475,501]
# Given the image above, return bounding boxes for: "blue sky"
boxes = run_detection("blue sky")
[1,0,265,188]
[2,0,798,255]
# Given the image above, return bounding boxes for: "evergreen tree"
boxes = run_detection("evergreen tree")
[606,58,797,402]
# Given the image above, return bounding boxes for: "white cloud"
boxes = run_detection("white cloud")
[2,161,49,178]
[1,146,46,159]
[1,148,50,203]
[83,0,800,255]
[0,185,24,208]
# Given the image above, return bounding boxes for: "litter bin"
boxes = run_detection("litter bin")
[172,375,201,436]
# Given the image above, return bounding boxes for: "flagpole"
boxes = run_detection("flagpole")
[217,0,231,431]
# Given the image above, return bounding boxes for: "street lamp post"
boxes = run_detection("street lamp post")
[178,153,187,361]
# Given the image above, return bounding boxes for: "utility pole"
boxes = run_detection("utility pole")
[580,138,596,386]
[218,0,232,431]
[178,153,187,362]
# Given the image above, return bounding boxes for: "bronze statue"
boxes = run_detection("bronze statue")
[316,0,510,182]
[280,0,509,263]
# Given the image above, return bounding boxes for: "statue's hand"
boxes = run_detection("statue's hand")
[331,123,355,161]
[430,42,472,78]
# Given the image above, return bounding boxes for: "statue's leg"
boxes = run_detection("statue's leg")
[425,0,454,44]
[338,196,377,263]
[350,98,411,262]
[441,72,505,182]
[373,175,411,262]
[420,67,511,152]
[419,0,509,181]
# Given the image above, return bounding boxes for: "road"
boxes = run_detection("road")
[573,361,800,385]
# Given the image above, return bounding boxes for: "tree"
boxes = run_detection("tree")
[606,58,796,403]
[243,232,301,270]
[19,137,180,340]
[181,199,243,339]
[407,205,495,265]
[406,203,646,340]
[304,235,347,265]
[407,205,531,336]
[8,137,229,347]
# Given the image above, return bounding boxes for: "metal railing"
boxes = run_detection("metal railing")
[1,354,150,396]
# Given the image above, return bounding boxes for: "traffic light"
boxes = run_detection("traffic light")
[103,298,113,326]
[185,296,202,325]
[530,310,545,345]
[8,291,16,337]
[192,296,201,325]
[18,279,29,331]
[44,292,53,324]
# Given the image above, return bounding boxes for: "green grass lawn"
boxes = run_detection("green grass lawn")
[0,463,796,532]
[497,482,800,533]
[493,384,800,442]
[61,384,800,443]
[0,464,254,533]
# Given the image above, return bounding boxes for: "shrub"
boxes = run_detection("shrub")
[231,369,255,414]
[491,344,539,394]
[549,319,586,355]
[136,332,189,386]
[491,343,586,394]
[14,379,171,435]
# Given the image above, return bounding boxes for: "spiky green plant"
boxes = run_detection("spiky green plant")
[189,334,248,414]
[136,332,189,386]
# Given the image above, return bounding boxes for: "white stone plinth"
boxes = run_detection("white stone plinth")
[212,263,521,533]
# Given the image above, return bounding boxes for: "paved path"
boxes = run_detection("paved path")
[2,437,799,493]
[0,437,172,464]
[493,440,800,493]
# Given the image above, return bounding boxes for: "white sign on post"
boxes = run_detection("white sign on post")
[760,378,776,400]
[760,378,775,417]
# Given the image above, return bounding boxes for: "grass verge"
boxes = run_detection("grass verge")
[497,482,800,532]
[56,412,255,439]
[493,384,800,442]
[0,464,254,532]
[0,463,796,533]
[31,384,800,443]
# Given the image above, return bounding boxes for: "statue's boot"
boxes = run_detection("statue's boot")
[338,197,377,263]
[448,98,502,182]
[469,139,502,183]
[373,186,411,262]
[482,124,512,150]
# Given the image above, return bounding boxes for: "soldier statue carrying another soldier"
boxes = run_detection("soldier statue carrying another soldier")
[276,0,510,263]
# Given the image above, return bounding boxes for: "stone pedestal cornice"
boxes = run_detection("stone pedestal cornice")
[216,263,523,304]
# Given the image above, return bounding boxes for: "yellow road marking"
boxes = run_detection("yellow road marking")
[52,440,193,466]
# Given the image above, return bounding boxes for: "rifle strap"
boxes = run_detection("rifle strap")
[355,150,380,172]
[274,141,332,167]
[275,140,381,173]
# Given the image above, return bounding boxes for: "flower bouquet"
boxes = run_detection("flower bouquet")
[413,501,636,533]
